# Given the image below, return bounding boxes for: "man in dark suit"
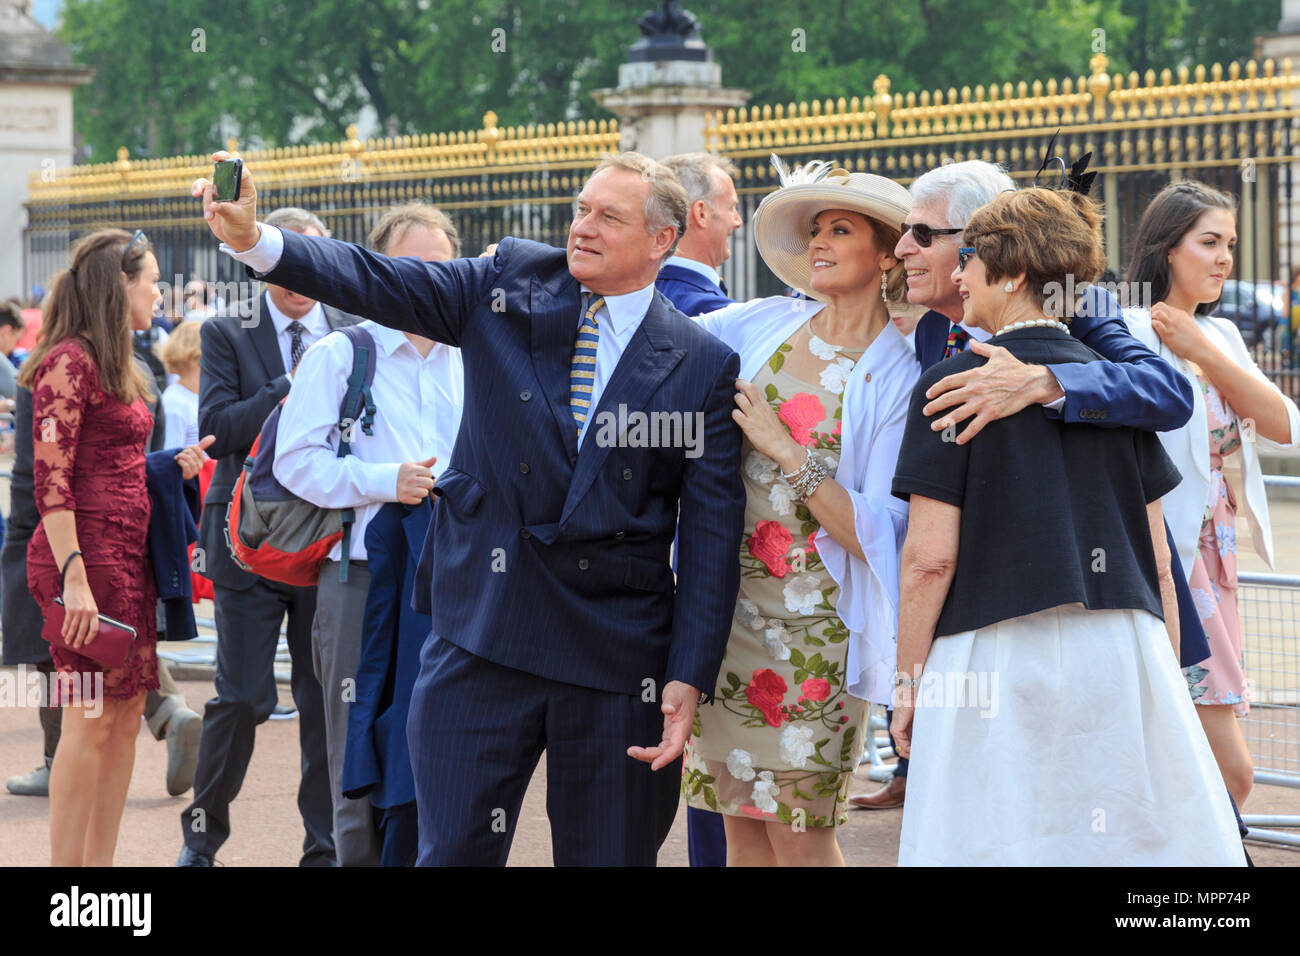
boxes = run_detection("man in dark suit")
[177,206,359,867]
[657,153,741,317]
[195,150,746,866]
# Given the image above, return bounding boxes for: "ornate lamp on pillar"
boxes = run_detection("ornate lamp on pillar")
[591,0,749,158]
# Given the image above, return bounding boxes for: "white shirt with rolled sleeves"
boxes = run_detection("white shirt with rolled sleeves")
[271,319,464,562]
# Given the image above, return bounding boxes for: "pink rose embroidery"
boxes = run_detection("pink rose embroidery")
[801,678,831,702]
[748,520,793,578]
[806,531,818,555]
[778,392,827,447]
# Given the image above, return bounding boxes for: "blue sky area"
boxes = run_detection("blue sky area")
[32,0,62,28]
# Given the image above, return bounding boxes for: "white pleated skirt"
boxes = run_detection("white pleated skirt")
[898,604,1246,866]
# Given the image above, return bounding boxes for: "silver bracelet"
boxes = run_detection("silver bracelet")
[780,448,828,501]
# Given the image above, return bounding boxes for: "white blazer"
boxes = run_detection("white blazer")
[698,296,920,704]
[1121,307,1300,572]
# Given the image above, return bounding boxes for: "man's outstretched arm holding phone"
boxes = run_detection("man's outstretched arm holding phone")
[194,151,498,349]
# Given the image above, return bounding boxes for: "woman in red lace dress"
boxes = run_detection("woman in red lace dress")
[21,229,165,866]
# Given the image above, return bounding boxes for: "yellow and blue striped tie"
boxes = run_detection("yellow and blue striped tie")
[570,295,603,434]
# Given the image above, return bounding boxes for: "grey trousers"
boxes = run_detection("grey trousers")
[312,560,380,867]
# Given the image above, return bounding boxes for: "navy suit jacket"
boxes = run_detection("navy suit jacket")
[343,500,431,809]
[655,263,732,317]
[257,232,746,696]
[913,286,1209,666]
[145,451,202,641]
[196,293,359,590]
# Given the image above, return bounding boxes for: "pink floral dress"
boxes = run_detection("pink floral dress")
[1182,377,1249,715]
[683,331,868,828]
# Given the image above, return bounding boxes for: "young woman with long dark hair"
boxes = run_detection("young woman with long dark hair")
[1121,181,1300,808]
[19,228,206,865]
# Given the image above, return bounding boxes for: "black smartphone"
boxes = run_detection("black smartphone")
[213,158,243,202]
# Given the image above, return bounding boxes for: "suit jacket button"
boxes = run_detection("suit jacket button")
[520,390,532,401]
[519,528,531,540]
[622,468,633,480]
[519,462,530,474]
[578,558,590,570]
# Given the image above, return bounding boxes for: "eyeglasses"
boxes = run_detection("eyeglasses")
[957,247,976,271]
[122,229,148,264]
[905,222,962,247]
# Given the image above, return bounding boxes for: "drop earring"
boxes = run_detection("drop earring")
[880,271,888,302]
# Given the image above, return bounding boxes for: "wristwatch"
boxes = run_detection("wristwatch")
[891,670,920,690]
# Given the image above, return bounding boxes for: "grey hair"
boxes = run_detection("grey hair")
[909,160,1015,230]
[660,152,739,206]
[589,152,689,260]
[265,206,331,238]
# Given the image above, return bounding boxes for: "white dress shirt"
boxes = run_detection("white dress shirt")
[263,294,328,376]
[223,222,653,448]
[272,319,464,562]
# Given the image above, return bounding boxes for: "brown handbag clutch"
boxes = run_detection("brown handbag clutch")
[40,551,137,670]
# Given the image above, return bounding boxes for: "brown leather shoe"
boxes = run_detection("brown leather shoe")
[849,775,905,809]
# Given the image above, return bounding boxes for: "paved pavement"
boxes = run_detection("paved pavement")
[1,458,1298,866]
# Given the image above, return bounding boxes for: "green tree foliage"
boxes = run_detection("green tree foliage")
[59,0,1283,161]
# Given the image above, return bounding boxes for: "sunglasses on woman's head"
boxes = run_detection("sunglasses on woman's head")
[957,247,976,271]
[906,222,962,247]
[122,229,147,264]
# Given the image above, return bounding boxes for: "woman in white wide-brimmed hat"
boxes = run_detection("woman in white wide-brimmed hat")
[683,157,919,866]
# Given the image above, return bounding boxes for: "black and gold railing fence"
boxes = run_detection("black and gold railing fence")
[705,54,1300,397]
[24,111,620,297]
[22,54,1300,393]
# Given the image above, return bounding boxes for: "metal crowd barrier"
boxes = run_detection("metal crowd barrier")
[1238,570,1300,849]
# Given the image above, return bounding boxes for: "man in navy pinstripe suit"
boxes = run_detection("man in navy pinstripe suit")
[195,150,746,865]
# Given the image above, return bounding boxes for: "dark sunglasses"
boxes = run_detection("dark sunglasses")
[906,222,962,247]
[122,229,148,264]
[957,246,976,271]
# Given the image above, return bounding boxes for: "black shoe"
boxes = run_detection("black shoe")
[176,846,216,867]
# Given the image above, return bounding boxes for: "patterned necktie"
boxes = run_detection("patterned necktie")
[718,277,729,297]
[943,324,970,359]
[288,320,307,371]
[570,295,603,434]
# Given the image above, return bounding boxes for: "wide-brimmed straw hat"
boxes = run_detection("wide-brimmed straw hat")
[752,155,912,301]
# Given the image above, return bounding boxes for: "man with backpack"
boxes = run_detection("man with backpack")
[271,204,464,866]
[178,207,360,867]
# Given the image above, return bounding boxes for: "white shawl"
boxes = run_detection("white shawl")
[699,296,920,704]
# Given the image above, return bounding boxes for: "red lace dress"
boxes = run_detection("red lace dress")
[27,339,159,700]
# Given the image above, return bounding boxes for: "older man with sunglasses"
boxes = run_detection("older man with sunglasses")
[850,159,1198,811]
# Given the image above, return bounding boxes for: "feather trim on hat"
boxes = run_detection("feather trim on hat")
[770,154,850,188]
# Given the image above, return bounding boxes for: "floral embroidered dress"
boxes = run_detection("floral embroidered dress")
[27,340,159,701]
[1183,377,1249,715]
[683,327,868,828]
